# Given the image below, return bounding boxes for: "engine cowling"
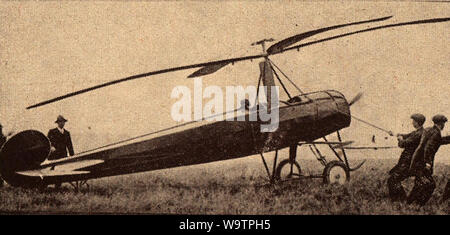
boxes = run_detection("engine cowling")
[0,130,50,187]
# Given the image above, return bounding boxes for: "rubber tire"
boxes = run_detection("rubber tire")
[274,159,302,181]
[323,160,350,184]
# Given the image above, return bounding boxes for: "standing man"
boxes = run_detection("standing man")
[440,135,450,202]
[48,115,74,160]
[0,123,6,149]
[387,113,425,202]
[0,123,13,188]
[443,183,450,202]
[47,115,74,189]
[407,114,447,206]
[0,123,14,187]
[0,123,6,187]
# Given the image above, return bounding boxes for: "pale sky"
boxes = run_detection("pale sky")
[0,1,449,162]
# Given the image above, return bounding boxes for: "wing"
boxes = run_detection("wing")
[17,160,104,178]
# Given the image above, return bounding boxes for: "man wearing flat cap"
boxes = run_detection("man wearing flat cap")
[0,123,5,187]
[387,113,425,202]
[440,132,450,202]
[47,115,74,161]
[407,114,447,205]
[0,123,6,150]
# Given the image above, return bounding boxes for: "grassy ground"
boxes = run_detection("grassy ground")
[0,156,448,214]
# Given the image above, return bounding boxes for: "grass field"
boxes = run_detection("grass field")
[0,155,449,215]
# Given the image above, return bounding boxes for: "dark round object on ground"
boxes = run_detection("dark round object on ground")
[0,130,50,187]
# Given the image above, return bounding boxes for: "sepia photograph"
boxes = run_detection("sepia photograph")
[0,0,449,222]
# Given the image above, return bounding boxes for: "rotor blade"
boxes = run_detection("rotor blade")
[278,17,450,54]
[26,54,265,109]
[187,62,230,78]
[348,92,363,106]
[267,16,393,54]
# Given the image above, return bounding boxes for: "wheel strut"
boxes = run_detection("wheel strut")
[69,180,90,192]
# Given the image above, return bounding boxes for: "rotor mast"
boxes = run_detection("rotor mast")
[252,38,277,110]
[251,38,275,54]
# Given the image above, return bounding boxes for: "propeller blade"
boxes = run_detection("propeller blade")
[278,17,450,54]
[267,16,393,54]
[187,62,230,78]
[348,92,363,106]
[26,54,265,109]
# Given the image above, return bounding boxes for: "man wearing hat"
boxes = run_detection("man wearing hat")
[0,123,5,187]
[0,123,6,149]
[47,115,74,161]
[440,135,450,202]
[0,123,14,187]
[387,113,425,202]
[407,114,447,205]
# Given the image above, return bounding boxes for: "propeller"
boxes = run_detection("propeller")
[348,92,363,106]
[341,92,395,136]
[26,16,450,109]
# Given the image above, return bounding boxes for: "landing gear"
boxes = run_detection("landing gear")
[259,130,363,185]
[274,159,302,181]
[323,160,350,185]
[274,144,302,182]
[69,180,89,192]
[259,145,303,183]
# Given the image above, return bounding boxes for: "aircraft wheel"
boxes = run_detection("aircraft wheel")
[274,159,302,181]
[323,160,350,185]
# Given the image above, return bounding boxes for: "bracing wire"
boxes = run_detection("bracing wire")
[268,59,305,95]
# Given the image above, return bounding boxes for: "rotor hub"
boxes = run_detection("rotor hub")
[251,38,275,53]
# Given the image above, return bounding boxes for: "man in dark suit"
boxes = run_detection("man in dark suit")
[48,115,74,160]
[407,114,447,206]
[387,114,425,202]
[0,123,14,187]
[47,115,74,189]
[0,123,13,148]
[0,123,5,187]
[440,135,450,202]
